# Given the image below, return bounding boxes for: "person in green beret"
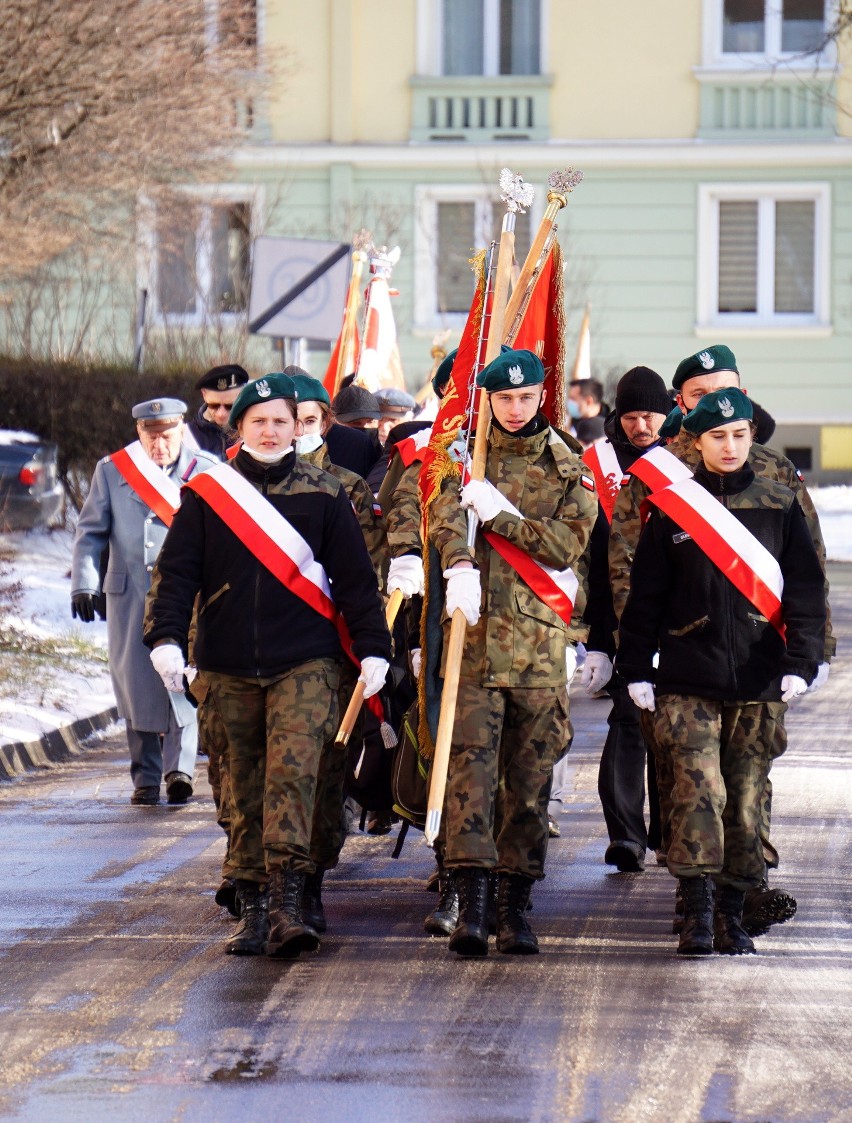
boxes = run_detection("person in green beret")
[144,373,392,960]
[616,388,826,957]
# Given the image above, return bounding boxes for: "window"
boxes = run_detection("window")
[697,183,830,331]
[415,187,533,326]
[440,0,541,75]
[705,0,830,65]
[150,195,253,322]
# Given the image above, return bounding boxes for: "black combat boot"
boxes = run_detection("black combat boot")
[215,877,240,919]
[714,885,757,955]
[448,868,489,957]
[424,865,459,936]
[677,875,714,956]
[495,874,539,955]
[301,870,327,934]
[267,870,320,959]
[225,880,270,956]
[486,871,498,935]
[741,877,797,937]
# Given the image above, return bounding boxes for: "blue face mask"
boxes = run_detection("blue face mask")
[567,399,581,420]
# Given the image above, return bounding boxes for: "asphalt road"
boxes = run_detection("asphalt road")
[0,568,850,1123]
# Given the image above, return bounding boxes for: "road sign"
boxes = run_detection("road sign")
[248,237,350,340]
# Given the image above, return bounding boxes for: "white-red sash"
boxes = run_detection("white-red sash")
[582,438,623,523]
[110,442,181,527]
[627,445,694,492]
[394,426,433,467]
[478,480,578,625]
[648,477,785,637]
[186,462,383,709]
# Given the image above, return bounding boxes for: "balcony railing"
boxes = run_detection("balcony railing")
[696,73,836,139]
[409,75,552,143]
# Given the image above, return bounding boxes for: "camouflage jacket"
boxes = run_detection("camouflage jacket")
[429,423,597,687]
[608,429,835,659]
[380,457,422,560]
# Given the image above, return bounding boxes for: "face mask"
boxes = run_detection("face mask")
[295,432,324,455]
[244,444,292,465]
[567,399,581,420]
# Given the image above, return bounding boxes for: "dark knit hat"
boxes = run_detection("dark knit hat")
[682,387,752,436]
[476,348,544,392]
[288,372,330,408]
[228,373,296,428]
[615,366,672,418]
[195,364,249,392]
[332,384,382,422]
[673,345,738,391]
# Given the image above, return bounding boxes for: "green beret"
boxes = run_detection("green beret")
[673,345,738,391]
[432,349,457,397]
[476,348,544,393]
[682,387,753,436]
[288,373,330,408]
[657,405,684,441]
[229,372,296,427]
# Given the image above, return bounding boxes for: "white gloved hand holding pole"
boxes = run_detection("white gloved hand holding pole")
[443,567,481,627]
[150,643,187,693]
[387,555,425,598]
[627,681,656,711]
[459,480,503,525]
[410,648,422,678]
[806,662,829,693]
[781,674,808,703]
[358,657,390,700]
[580,651,614,696]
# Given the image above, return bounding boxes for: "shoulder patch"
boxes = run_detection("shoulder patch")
[796,469,805,482]
[372,501,383,518]
[580,473,596,492]
[672,531,692,545]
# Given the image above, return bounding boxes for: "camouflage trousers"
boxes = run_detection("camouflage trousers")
[652,695,787,890]
[205,659,340,883]
[444,683,571,879]
[308,663,359,872]
[191,673,232,845]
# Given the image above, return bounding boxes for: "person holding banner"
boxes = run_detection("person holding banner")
[143,373,391,960]
[71,398,218,805]
[428,348,597,957]
[616,388,825,957]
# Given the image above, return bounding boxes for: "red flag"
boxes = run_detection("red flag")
[509,239,567,429]
[323,321,361,398]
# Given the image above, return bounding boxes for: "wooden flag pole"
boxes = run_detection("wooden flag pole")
[333,232,372,397]
[334,589,405,745]
[424,168,534,849]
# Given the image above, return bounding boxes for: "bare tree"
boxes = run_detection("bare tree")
[0,0,273,276]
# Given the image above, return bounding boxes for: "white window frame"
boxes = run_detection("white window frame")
[415,0,547,77]
[414,184,541,331]
[138,184,263,328]
[701,0,836,69]
[696,181,831,336]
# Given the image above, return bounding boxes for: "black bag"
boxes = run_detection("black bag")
[344,710,394,812]
[390,701,429,832]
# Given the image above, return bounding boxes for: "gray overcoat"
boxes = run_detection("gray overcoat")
[71,442,218,731]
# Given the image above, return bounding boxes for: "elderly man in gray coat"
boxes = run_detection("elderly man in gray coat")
[71,398,218,805]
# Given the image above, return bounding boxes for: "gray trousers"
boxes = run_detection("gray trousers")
[126,709,198,790]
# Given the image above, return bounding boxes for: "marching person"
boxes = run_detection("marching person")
[428,348,597,957]
[616,388,825,956]
[143,373,392,959]
[185,364,249,459]
[71,398,217,805]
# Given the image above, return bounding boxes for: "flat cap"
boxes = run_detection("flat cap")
[229,373,296,428]
[195,364,249,392]
[132,398,187,428]
[332,384,382,422]
[476,348,544,393]
[375,387,416,415]
[673,345,738,391]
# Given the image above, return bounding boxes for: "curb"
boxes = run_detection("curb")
[0,706,120,782]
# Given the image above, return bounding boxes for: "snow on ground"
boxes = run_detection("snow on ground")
[0,483,849,747]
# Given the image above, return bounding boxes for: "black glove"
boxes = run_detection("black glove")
[71,593,96,623]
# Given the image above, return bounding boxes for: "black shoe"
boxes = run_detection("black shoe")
[225,881,270,955]
[741,878,797,937]
[301,870,327,934]
[495,874,539,955]
[677,875,714,956]
[165,772,193,804]
[547,814,561,839]
[448,868,489,957]
[714,886,756,955]
[604,840,645,872]
[267,870,320,959]
[130,786,160,806]
[215,878,240,919]
[366,810,393,835]
[424,868,459,937]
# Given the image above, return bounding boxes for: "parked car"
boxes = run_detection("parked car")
[0,430,64,531]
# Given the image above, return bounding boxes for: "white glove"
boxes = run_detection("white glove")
[358,656,389,700]
[410,648,422,678]
[150,643,187,693]
[565,644,578,683]
[580,651,614,696]
[443,567,481,627]
[387,555,424,598]
[627,681,656,711]
[781,674,808,703]
[807,662,829,693]
[460,480,503,525]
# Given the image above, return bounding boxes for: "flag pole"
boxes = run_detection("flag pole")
[333,230,372,397]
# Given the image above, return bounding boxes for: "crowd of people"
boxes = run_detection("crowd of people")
[70,344,832,961]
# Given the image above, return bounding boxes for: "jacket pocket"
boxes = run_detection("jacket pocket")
[199,583,231,615]
[667,615,710,638]
[102,569,126,595]
[513,584,566,631]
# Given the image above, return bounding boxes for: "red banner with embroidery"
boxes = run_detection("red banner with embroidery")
[110,442,180,527]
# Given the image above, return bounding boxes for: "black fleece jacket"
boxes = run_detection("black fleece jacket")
[616,463,825,702]
[144,449,391,677]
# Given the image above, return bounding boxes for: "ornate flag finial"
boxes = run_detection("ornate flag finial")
[352,228,373,253]
[499,167,535,214]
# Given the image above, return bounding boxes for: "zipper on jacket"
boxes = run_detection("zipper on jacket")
[254,468,270,675]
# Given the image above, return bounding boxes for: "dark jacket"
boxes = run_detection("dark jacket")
[144,449,391,677]
[616,463,825,702]
[324,423,383,481]
[185,405,235,461]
